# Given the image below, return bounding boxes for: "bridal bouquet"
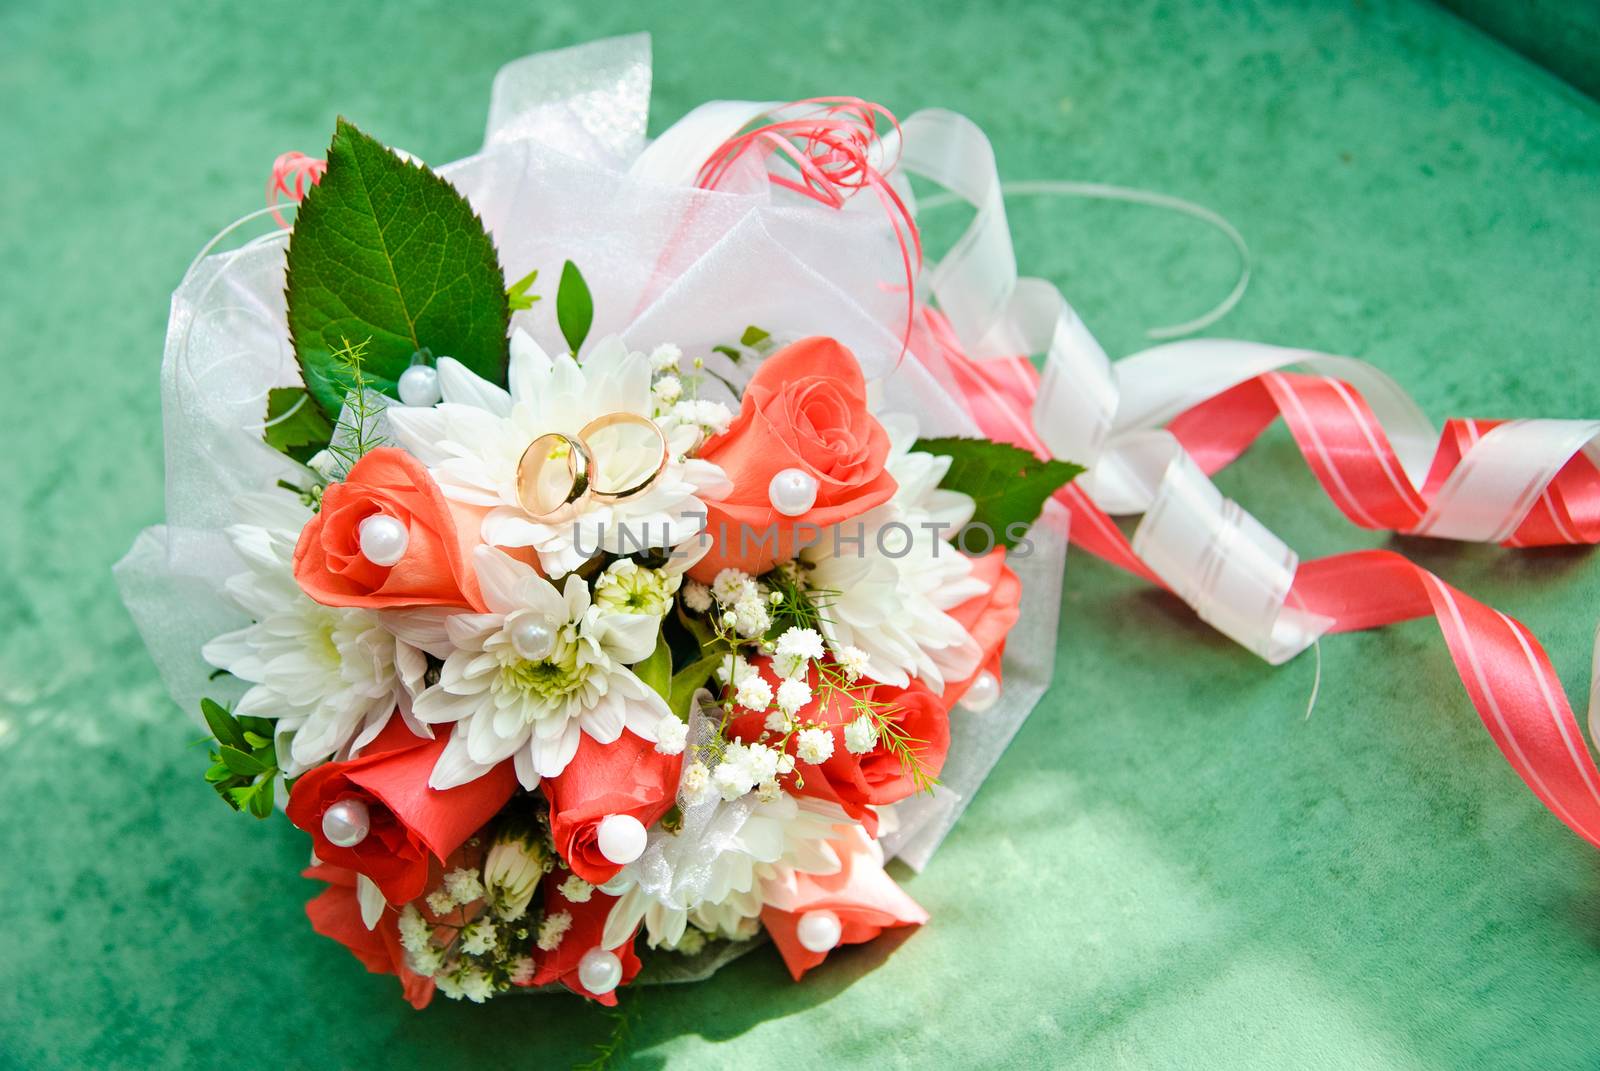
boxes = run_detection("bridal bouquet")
[121,31,1600,1014]
[117,40,1077,1007]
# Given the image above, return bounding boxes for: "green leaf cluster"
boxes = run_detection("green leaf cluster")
[199,698,283,818]
[913,437,1085,549]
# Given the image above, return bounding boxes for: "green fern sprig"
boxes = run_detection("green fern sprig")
[573,990,642,1071]
[325,335,387,471]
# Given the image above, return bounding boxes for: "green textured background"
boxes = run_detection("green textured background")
[4,1,1599,1068]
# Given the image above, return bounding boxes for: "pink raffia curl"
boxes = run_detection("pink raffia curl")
[267,151,327,228]
[696,98,922,356]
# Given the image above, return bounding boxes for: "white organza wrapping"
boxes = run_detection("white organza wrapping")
[114,34,1070,885]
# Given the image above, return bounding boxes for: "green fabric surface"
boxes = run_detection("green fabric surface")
[4,1,1599,1068]
[1434,0,1600,101]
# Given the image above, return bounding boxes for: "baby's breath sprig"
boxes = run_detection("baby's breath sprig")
[813,661,940,796]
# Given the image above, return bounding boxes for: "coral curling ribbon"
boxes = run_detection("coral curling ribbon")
[924,316,1600,850]
[695,98,922,357]
[267,151,326,228]
[1167,372,1600,547]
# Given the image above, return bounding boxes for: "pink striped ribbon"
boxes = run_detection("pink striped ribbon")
[917,309,1600,848]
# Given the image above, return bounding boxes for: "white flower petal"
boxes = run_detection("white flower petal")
[429,729,501,790]
[437,356,512,416]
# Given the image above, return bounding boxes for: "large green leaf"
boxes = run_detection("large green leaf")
[914,437,1085,550]
[285,118,510,419]
[261,387,333,463]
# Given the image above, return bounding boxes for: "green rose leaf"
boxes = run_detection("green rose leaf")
[914,437,1085,550]
[262,387,333,463]
[285,117,510,419]
[556,259,593,355]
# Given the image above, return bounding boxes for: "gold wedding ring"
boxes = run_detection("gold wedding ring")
[578,412,670,501]
[516,432,592,522]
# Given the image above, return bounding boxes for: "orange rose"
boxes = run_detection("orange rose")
[541,730,681,886]
[690,337,896,580]
[940,548,1021,709]
[293,447,482,610]
[303,862,436,1009]
[760,827,927,981]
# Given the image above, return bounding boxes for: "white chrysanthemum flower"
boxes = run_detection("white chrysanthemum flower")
[733,676,772,714]
[201,492,426,776]
[775,678,812,716]
[601,794,848,949]
[803,416,988,691]
[537,910,573,951]
[795,727,835,764]
[668,927,707,956]
[413,547,670,789]
[843,714,879,755]
[484,831,547,920]
[593,558,680,618]
[558,876,594,904]
[385,330,731,578]
[654,716,689,755]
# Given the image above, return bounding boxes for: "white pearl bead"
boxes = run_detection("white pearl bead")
[768,467,819,518]
[510,615,557,662]
[796,909,842,953]
[596,814,647,865]
[397,364,441,407]
[961,670,1001,713]
[576,947,623,995]
[321,798,371,848]
[357,514,409,567]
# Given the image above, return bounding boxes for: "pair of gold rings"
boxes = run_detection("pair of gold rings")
[515,412,669,523]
